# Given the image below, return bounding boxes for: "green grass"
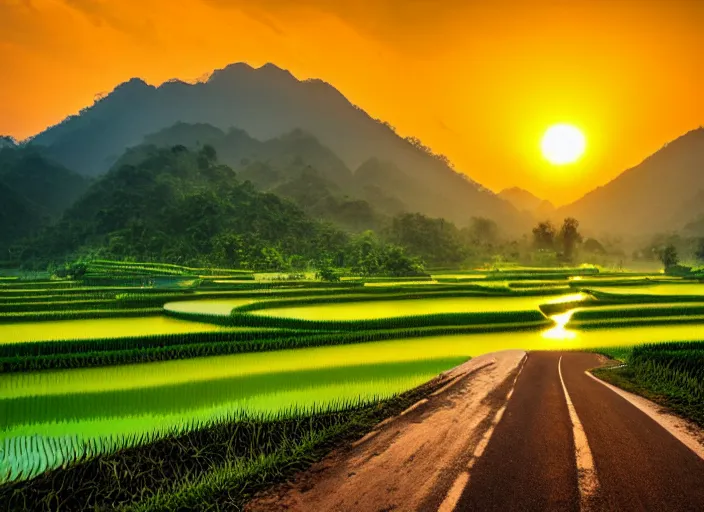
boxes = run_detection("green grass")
[0,375,446,512]
[0,356,465,486]
[592,341,704,427]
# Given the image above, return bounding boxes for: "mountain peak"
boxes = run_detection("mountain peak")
[498,187,543,204]
[498,187,554,216]
[207,62,255,83]
[207,62,298,85]
[113,77,151,93]
[257,62,296,79]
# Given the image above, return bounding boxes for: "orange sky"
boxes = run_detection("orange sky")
[1,0,703,205]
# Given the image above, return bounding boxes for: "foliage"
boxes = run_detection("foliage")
[387,213,465,267]
[532,221,556,250]
[0,146,88,255]
[464,217,500,247]
[695,238,704,262]
[659,244,679,269]
[594,341,704,427]
[347,230,425,276]
[558,217,583,261]
[19,146,350,271]
[315,264,340,282]
[0,377,447,511]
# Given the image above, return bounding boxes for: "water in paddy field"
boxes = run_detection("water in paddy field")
[251,294,585,321]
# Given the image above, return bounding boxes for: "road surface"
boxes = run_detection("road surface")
[247,351,704,511]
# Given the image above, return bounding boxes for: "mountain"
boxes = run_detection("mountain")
[0,136,17,149]
[0,181,42,257]
[22,145,347,268]
[138,123,382,230]
[143,123,354,189]
[559,128,704,234]
[28,63,522,229]
[0,147,89,218]
[498,187,555,218]
[0,147,89,256]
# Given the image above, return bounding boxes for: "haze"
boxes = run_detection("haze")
[2,0,703,205]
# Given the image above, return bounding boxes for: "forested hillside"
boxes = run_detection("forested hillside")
[0,146,88,259]
[139,123,397,230]
[17,145,432,273]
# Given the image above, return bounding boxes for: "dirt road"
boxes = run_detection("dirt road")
[247,351,704,511]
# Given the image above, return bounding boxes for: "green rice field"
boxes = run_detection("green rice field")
[250,293,586,321]
[2,264,704,502]
[586,283,704,296]
[163,298,255,316]
[0,316,230,344]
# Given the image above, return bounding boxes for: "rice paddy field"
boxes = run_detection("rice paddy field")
[1,259,703,509]
[0,316,231,344]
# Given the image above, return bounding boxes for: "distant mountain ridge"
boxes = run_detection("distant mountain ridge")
[498,187,555,219]
[559,128,704,234]
[28,62,523,229]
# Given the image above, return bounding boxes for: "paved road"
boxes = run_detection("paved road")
[457,352,704,511]
[247,351,704,511]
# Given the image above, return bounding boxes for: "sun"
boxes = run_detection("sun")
[540,124,586,165]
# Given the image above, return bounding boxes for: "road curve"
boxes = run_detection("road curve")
[247,351,704,512]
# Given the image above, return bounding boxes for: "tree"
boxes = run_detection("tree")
[532,221,556,250]
[659,244,679,269]
[559,218,583,261]
[381,244,425,276]
[467,217,499,246]
[316,264,340,282]
[696,238,704,262]
[388,213,465,267]
[197,144,217,169]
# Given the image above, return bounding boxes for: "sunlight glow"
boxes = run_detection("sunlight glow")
[541,124,586,165]
[542,311,577,340]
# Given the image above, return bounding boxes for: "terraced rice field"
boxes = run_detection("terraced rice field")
[0,351,463,480]
[0,316,229,344]
[587,283,704,296]
[2,264,704,500]
[4,312,703,480]
[163,298,255,316]
[250,293,585,321]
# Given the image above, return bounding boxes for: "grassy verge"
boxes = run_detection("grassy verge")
[592,341,704,427]
[0,372,453,512]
